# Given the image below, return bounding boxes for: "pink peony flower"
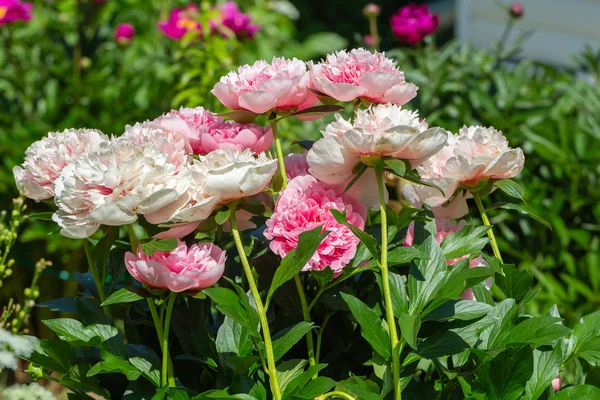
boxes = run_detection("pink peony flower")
[158,4,201,40]
[307,104,448,185]
[390,4,439,45]
[212,57,318,115]
[284,153,310,181]
[403,126,524,218]
[201,120,272,154]
[509,2,524,18]
[212,1,259,40]
[114,23,135,44]
[264,175,367,273]
[552,375,562,392]
[13,129,110,200]
[125,240,226,292]
[0,0,32,26]
[308,48,418,105]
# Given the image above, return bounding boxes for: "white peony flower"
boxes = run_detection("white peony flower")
[307,104,448,185]
[403,125,525,218]
[13,129,110,200]
[191,148,277,202]
[52,141,190,239]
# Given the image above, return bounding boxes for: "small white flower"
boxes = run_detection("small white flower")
[13,129,110,200]
[0,328,34,370]
[2,382,56,400]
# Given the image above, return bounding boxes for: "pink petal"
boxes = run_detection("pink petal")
[238,91,278,114]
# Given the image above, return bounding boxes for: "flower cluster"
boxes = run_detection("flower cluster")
[0,0,33,26]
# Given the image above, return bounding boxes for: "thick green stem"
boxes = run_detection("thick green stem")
[317,391,356,400]
[127,224,139,252]
[271,120,288,189]
[161,292,177,387]
[293,275,316,369]
[229,212,282,400]
[376,170,402,400]
[83,240,111,318]
[472,192,504,263]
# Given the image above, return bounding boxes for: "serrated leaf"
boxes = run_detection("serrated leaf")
[140,238,178,256]
[272,321,315,361]
[101,287,144,306]
[493,179,525,202]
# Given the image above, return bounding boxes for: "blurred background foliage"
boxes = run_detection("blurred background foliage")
[0,0,598,352]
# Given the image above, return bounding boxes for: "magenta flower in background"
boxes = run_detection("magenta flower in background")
[0,0,33,26]
[114,23,135,44]
[212,1,259,40]
[158,4,201,40]
[125,240,226,293]
[390,3,439,45]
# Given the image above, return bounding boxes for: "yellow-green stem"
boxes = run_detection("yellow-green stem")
[83,240,111,318]
[376,170,401,400]
[271,120,288,189]
[229,212,282,400]
[472,192,504,263]
[368,15,380,52]
[293,275,316,369]
[126,224,139,252]
[317,391,356,400]
[161,292,177,387]
[147,298,175,386]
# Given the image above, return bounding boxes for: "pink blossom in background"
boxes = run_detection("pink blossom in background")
[114,23,135,44]
[212,57,317,115]
[364,34,375,46]
[308,48,418,105]
[152,107,222,154]
[212,1,259,40]
[201,120,272,154]
[390,3,439,45]
[158,4,201,40]
[284,153,310,181]
[264,175,367,273]
[0,0,33,26]
[125,240,226,292]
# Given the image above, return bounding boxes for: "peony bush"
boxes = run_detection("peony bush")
[9,48,600,400]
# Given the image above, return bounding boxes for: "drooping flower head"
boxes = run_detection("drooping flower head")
[212,57,317,115]
[307,104,448,185]
[13,129,110,200]
[114,23,135,44]
[191,148,277,202]
[212,1,259,40]
[0,0,33,26]
[158,4,202,40]
[403,126,524,217]
[264,175,367,273]
[125,240,226,292]
[52,141,190,239]
[308,48,418,105]
[390,4,439,45]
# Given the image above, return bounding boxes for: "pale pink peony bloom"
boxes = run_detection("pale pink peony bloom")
[308,48,418,105]
[264,175,367,273]
[552,375,562,392]
[212,57,317,115]
[201,120,273,154]
[158,4,202,40]
[13,129,110,200]
[390,4,439,45]
[152,106,221,155]
[114,23,135,44]
[284,153,311,181]
[307,104,447,185]
[403,125,524,217]
[125,240,226,292]
[191,148,277,202]
[52,142,190,239]
[0,0,33,26]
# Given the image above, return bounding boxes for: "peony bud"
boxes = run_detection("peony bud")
[509,2,524,18]
[552,375,562,392]
[363,3,381,17]
[114,23,135,45]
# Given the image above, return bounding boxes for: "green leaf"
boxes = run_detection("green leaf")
[297,377,336,399]
[310,268,334,288]
[218,110,257,123]
[204,288,249,328]
[493,179,525,202]
[384,159,406,177]
[398,313,420,350]
[27,212,54,221]
[42,318,118,347]
[292,104,345,116]
[340,292,391,360]
[475,347,534,400]
[440,225,490,260]
[276,359,308,393]
[101,288,144,306]
[61,364,110,398]
[342,163,367,195]
[215,209,231,225]
[87,351,142,381]
[387,246,426,266]
[487,202,551,230]
[523,344,562,400]
[480,299,519,350]
[330,209,378,260]
[225,355,260,374]
[21,337,75,375]
[140,238,178,256]
[335,377,381,400]
[216,316,254,357]
[388,271,409,317]
[554,385,600,399]
[423,300,493,322]
[570,309,600,366]
[408,235,449,314]
[500,316,571,346]
[272,321,315,361]
[495,264,534,302]
[267,227,328,303]
[129,356,161,387]
[282,364,328,399]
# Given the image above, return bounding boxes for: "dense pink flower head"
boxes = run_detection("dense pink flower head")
[308,48,418,105]
[158,4,201,40]
[212,1,259,40]
[114,23,135,44]
[125,241,226,292]
[201,120,272,154]
[390,4,439,45]
[152,107,222,154]
[13,129,110,200]
[212,57,318,115]
[284,153,310,181]
[0,0,33,26]
[264,175,367,273]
